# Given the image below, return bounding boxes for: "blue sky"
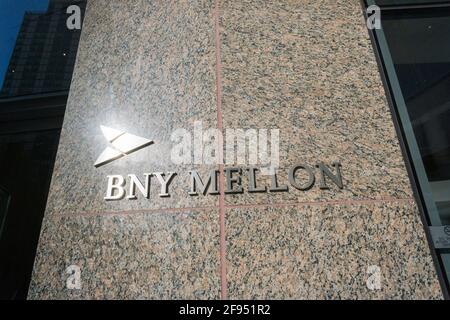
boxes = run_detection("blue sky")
[0,0,49,89]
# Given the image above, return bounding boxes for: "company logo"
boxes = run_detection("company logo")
[93,124,345,201]
[94,126,153,167]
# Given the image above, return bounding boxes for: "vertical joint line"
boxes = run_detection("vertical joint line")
[213,0,227,300]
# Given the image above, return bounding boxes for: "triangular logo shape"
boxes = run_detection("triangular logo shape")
[94,125,153,167]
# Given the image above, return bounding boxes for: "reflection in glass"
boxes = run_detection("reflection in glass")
[0,129,61,299]
[0,0,85,98]
[383,8,450,225]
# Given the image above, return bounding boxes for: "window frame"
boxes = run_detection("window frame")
[361,0,450,298]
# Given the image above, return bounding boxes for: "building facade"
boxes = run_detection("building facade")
[0,0,85,98]
[24,0,450,299]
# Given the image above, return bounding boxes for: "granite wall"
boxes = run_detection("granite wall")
[28,0,443,299]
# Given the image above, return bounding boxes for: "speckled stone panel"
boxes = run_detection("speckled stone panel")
[29,0,221,299]
[219,0,442,298]
[226,201,441,299]
[219,0,413,205]
[29,209,219,300]
[44,0,219,215]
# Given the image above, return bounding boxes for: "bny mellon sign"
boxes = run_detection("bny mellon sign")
[103,163,343,201]
[94,126,344,201]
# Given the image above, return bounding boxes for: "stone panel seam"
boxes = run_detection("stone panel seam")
[213,0,228,300]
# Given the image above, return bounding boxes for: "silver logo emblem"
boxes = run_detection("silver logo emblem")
[94,125,153,167]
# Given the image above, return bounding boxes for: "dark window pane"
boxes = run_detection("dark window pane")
[0,186,10,240]
[383,8,450,225]
[375,4,450,294]
[0,128,61,299]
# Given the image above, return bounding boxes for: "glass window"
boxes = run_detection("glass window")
[383,7,450,225]
[366,0,450,297]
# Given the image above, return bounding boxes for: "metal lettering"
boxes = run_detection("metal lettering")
[127,174,151,199]
[189,170,219,195]
[317,162,343,189]
[104,175,126,200]
[269,172,288,192]
[225,167,243,194]
[247,167,266,193]
[153,172,177,197]
[288,165,315,191]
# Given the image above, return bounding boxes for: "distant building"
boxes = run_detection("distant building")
[0,0,86,98]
